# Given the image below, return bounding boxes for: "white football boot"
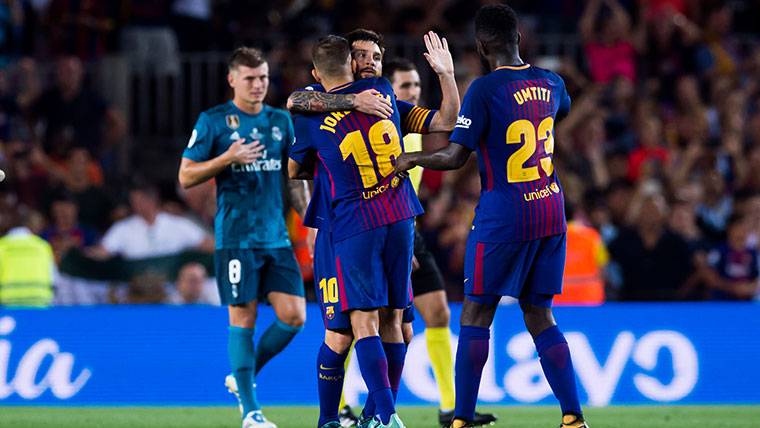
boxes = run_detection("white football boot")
[243,410,277,428]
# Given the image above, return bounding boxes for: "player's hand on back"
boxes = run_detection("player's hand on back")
[226,138,265,164]
[352,89,393,119]
[423,31,454,76]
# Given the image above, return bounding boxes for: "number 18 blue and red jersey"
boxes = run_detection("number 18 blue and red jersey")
[450,64,571,243]
[290,77,424,242]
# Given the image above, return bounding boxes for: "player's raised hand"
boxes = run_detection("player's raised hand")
[226,138,265,164]
[423,31,454,76]
[353,89,393,118]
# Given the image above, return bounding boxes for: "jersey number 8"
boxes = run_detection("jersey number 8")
[506,117,555,183]
[340,119,402,188]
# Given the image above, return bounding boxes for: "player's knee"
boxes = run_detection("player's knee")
[324,330,353,354]
[521,304,555,337]
[279,308,306,328]
[426,303,451,328]
[460,297,497,328]
[402,322,414,345]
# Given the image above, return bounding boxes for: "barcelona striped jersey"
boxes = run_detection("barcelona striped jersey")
[295,78,435,238]
[291,77,426,241]
[450,64,571,243]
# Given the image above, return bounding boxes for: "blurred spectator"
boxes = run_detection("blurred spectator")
[45,0,119,60]
[556,204,608,305]
[92,181,213,260]
[702,214,759,300]
[167,262,219,305]
[124,271,168,304]
[120,0,179,76]
[40,189,98,263]
[171,0,211,52]
[608,189,692,300]
[0,206,54,306]
[30,56,125,160]
[579,0,641,84]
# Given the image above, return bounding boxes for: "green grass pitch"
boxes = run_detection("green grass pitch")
[1,405,759,427]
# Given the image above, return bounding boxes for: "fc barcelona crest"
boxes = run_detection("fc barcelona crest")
[226,114,240,130]
[326,306,335,320]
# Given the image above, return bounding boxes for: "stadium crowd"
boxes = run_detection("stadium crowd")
[0,0,759,305]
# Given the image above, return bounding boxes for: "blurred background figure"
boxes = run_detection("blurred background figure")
[0,207,55,307]
[167,262,219,305]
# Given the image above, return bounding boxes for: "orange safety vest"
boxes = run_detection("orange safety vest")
[555,221,608,305]
[287,209,313,283]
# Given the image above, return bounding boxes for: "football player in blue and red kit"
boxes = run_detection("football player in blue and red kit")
[395,5,588,428]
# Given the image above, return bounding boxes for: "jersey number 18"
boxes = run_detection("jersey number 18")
[339,119,402,188]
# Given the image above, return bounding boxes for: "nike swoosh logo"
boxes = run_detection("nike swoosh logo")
[464,278,469,283]
[320,365,338,371]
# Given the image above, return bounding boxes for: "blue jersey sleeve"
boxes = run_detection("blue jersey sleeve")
[449,79,487,151]
[557,77,571,119]
[289,116,315,164]
[397,100,436,135]
[182,112,214,162]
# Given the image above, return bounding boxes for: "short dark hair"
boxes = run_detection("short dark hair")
[312,35,351,77]
[345,28,385,53]
[228,47,266,72]
[382,57,417,81]
[128,178,160,200]
[475,4,519,54]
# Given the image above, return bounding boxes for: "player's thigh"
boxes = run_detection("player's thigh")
[314,229,352,331]
[463,233,540,299]
[413,290,450,328]
[521,233,567,300]
[259,247,304,299]
[215,248,263,307]
[334,228,387,311]
[411,229,447,298]
[382,219,415,309]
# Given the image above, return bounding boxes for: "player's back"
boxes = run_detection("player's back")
[451,64,570,243]
[292,77,423,242]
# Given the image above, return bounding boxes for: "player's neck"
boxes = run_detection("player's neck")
[488,53,525,71]
[321,75,353,92]
[232,98,263,115]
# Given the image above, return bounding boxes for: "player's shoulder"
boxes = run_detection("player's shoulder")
[202,101,235,119]
[529,65,566,86]
[302,83,325,92]
[263,104,291,120]
[353,76,393,93]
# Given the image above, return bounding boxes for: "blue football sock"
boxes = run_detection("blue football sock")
[317,343,348,427]
[355,336,395,424]
[454,325,490,421]
[534,326,582,417]
[382,342,406,401]
[228,326,260,415]
[255,319,303,375]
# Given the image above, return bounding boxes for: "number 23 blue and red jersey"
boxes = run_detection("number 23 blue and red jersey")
[450,64,571,243]
[290,77,424,242]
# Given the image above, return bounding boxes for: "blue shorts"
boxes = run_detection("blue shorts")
[215,247,304,306]
[463,233,566,308]
[334,219,415,312]
[313,229,351,331]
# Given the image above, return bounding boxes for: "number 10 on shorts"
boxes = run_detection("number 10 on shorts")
[229,259,241,298]
[319,277,338,304]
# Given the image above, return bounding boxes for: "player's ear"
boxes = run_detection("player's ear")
[227,70,235,88]
[517,32,522,45]
[351,58,358,75]
[311,68,321,83]
[476,39,487,58]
